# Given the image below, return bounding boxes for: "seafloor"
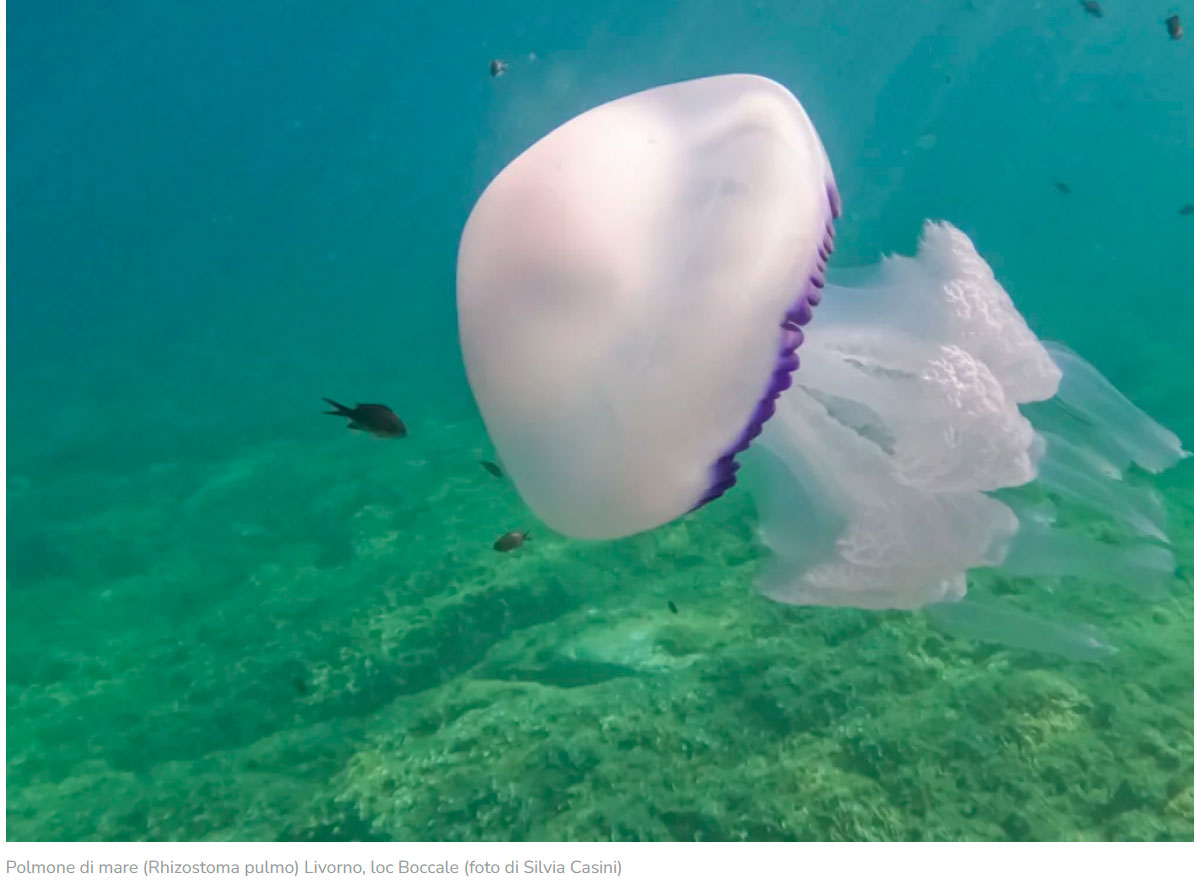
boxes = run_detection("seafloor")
[7,409,1194,841]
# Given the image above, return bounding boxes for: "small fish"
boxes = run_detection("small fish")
[292,677,309,696]
[667,600,678,614]
[322,398,407,438]
[1080,0,1103,18]
[489,59,508,78]
[1179,204,1194,216]
[1054,180,1071,195]
[480,460,504,478]
[1165,14,1183,40]
[494,530,530,552]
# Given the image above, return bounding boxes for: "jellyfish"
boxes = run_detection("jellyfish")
[456,75,1187,654]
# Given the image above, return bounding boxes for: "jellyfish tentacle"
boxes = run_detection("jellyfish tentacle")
[924,599,1117,662]
[1041,341,1189,473]
[1033,431,1169,541]
[998,514,1175,589]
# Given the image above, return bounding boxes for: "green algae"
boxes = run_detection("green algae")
[7,422,1194,840]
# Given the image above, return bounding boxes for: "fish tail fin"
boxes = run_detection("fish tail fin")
[323,397,352,416]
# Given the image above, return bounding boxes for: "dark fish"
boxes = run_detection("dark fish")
[1165,14,1183,40]
[494,529,530,552]
[1179,204,1194,216]
[480,460,504,478]
[667,600,678,614]
[292,677,309,696]
[1054,180,1071,195]
[490,59,508,78]
[322,398,407,438]
[1080,0,1103,18]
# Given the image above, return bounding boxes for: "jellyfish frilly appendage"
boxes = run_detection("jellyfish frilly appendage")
[751,217,1185,626]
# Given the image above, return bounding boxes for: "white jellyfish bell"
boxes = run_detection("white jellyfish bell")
[457,74,1187,656]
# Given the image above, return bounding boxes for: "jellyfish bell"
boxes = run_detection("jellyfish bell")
[457,74,839,539]
[457,74,1187,647]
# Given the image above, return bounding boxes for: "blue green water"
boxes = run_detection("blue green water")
[7,0,1193,840]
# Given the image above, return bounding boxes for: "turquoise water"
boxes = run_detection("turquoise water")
[7,0,1193,840]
